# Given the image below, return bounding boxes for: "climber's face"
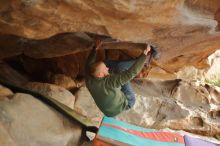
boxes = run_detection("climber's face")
[97,62,109,77]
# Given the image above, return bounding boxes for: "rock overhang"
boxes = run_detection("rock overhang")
[0,0,220,77]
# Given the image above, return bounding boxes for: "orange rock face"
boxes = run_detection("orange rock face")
[0,0,220,75]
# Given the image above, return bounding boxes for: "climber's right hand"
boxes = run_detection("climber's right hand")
[95,39,103,50]
[143,44,151,56]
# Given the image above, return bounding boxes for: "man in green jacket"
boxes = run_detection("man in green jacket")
[85,41,153,117]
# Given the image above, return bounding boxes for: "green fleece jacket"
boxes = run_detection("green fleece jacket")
[85,47,147,117]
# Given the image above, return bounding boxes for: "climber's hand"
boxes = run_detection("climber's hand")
[95,39,103,50]
[143,44,151,56]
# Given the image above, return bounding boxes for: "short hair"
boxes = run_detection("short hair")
[90,61,104,76]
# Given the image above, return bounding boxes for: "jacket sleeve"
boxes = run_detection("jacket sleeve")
[106,54,147,88]
[85,46,96,76]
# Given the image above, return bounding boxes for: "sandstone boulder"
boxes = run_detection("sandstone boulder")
[48,74,77,89]
[74,86,103,124]
[205,50,220,82]
[73,79,220,138]
[175,50,220,83]
[0,93,82,146]
[25,82,75,109]
[116,79,220,138]
[0,84,13,97]
[1,1,220,74]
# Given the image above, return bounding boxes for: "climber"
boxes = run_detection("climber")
[85,40,157,117]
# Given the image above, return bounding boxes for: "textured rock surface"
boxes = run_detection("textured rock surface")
[0,93,82,146]
[74,86,103,124]
[118,79,220,138]
[0,84,13,97]
[205,50,220,81]
[25,82,75,109]
[0,0,220,74]
[176,50,220,82]
[0,62,29,86]
[48,74,77,89]
[74,79,220,138]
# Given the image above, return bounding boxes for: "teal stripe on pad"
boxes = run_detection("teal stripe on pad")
[99,126,184,146]
[102,116,156,133]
